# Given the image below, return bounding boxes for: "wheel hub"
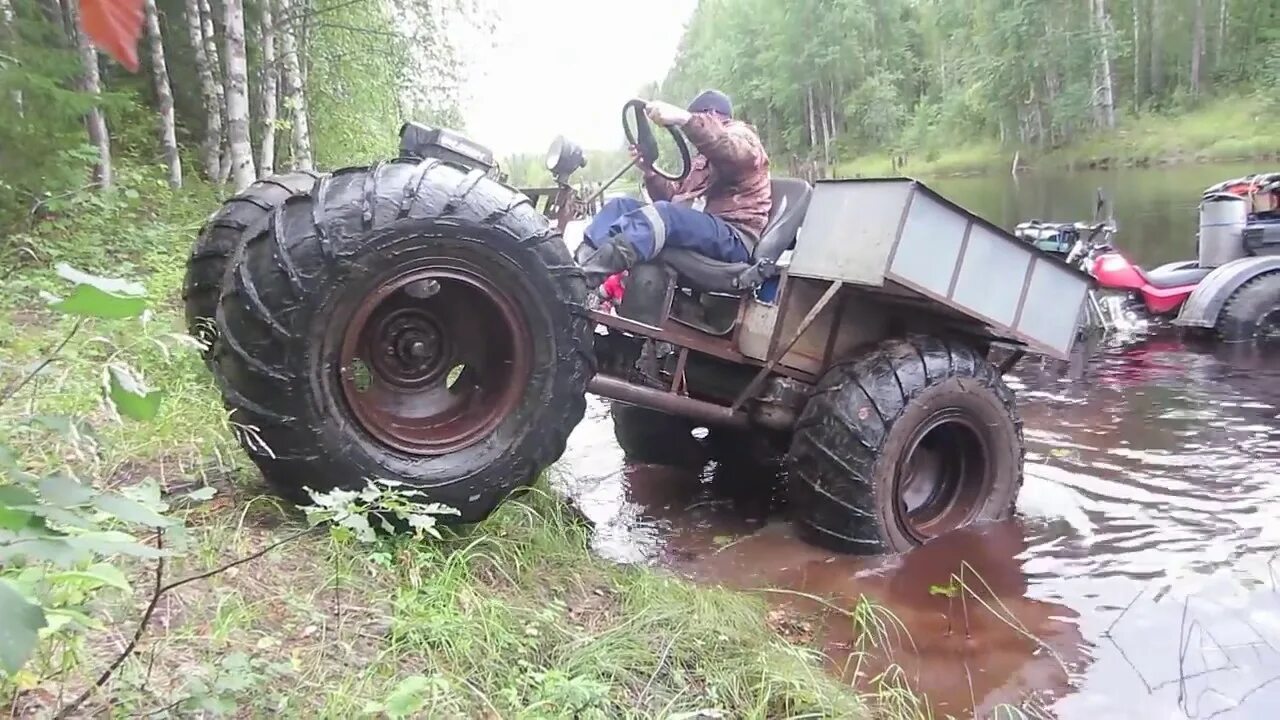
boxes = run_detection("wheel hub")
[896,410,991,544]
[338,264,533,456]
[371,309,448,387]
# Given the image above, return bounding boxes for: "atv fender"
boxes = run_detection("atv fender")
[1174,256,1280,329]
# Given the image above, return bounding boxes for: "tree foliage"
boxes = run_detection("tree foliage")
[0,0,486,225]
[661,0,1280,169]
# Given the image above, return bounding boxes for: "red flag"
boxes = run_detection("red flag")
[80,0,145,72]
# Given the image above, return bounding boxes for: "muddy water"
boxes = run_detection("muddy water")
[553,164,1280,718]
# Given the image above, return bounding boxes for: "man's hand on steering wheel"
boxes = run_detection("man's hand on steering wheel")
[644,100,692,128]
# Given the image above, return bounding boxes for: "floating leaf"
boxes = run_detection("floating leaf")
[38,473,95,508]
[48,263,147,319]
[93,492,171,527]
[0,579,46,675]
[929,582,958,598]
[105,365,163,422]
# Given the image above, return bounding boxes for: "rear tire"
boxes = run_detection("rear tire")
[183,172,318,357]
[611,402,707,468]
[787,336,1023,554]
[1217,272,1280,342]
[212,160,594,522]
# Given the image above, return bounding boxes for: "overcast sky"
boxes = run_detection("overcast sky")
[459,0,699,157]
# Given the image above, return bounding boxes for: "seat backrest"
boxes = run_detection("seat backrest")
[753,178,813,262]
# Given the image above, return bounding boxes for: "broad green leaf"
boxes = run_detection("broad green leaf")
[50,563,131,593]
[0,578,46,675]
[383,675,432,718]
[185,486,217,502]
[65,531,173,558]
[92,493,172,528]
[47,263,148,318]
[105,365,163,422]
[0,506,38,532]
[38,473,95,508]
[0,485,39,509]
[0,445,16,471]
[0,538,86,566]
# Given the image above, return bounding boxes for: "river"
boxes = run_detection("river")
[554,161,1280,718]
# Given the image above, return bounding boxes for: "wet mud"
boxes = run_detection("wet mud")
[552,336,1280,718]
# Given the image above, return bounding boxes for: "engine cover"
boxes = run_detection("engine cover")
[398,122,496,172]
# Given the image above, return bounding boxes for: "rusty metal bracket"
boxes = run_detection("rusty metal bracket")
[730,280,843,412]
[997,349,1026,375]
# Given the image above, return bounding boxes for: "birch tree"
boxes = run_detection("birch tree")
[258,0,277,176]
[199,0,229,183]
[184,0,221,180]
[277,0,311,171]
[64,0,112,188]
[223,0,255,190]
[145,0,180,187]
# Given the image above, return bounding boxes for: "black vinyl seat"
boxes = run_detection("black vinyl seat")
[1141,260,1212,289]
[652,178,813,294]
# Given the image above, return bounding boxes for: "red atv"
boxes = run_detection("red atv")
[1060,176,1280,340]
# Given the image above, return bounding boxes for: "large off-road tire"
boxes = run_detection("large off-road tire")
[611,402,707,468]
[183,171,319,355]
[787,336,1023,554]
[212,159,594,521]
[1217,272,1280,342]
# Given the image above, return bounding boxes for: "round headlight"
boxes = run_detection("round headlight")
[545,135,586,178]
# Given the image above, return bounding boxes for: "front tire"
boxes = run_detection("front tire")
[787,336,1023,554]
[1217,272,1280,342]
[213,160,594,522]
[183,171,318,356]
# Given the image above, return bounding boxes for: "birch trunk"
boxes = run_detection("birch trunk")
[65,0,112,188]
[258,0,278,176]
[1,0,21,115]
[278,0,312,171]
[1191,0,1206,96]
[1149,0,1163,96]
[1092,0,1117,130]
[199,0,230,184]
[1216,0,1227,69]
[184,0,221,179]
[145,0,181,187]
[223,0,256,191]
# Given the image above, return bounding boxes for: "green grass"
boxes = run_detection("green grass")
[0,163,916,717]
[836,94,1280,179]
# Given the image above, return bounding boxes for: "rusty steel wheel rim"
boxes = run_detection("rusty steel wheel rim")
[338,262,534,456]
[895,410,991,544]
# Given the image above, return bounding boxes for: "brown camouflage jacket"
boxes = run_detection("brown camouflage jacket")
[643,113,773,248]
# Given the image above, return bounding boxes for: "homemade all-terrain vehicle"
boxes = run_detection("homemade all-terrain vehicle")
[183,102,1092,555]
[1047,175,1280,340]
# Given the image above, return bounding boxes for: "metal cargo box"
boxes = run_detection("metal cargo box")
[786,178,1093,360]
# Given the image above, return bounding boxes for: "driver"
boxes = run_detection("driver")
[577,90,772,288]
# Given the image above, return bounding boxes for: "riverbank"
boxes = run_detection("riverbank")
[838,94,1280,178]
[0,165,911,717]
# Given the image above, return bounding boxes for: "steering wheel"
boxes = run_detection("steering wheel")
[623,99,692,183]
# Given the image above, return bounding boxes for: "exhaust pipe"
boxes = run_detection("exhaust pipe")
[587,373,750,429]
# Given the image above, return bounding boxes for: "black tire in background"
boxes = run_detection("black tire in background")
[183,171,318,356]
[611,402,708,468]
[787,336,1023,554]
[1217,272,1280,342]
[212,160,594,521]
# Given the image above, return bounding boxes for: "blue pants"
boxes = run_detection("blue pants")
[582,198,750,264]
